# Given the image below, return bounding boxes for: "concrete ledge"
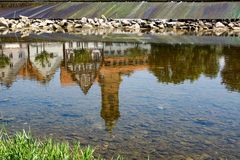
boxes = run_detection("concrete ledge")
[0,2,239,19]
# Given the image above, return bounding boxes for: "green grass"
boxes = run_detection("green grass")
[0,130,123,160]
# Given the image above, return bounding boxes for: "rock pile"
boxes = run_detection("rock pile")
[0,16,240,37]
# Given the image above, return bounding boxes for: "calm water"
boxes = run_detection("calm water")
[0,41,240,159]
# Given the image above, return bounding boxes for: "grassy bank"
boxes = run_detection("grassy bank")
[0,130,122,160]
[1,2,240,19]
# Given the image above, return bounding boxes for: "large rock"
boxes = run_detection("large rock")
[215,22,226,28]
[74,24,82,28]
[45,20,54,24]
[0,26,6,30]
[81,17,87,23]
[53,24,62,30]
[131,23,140,29]
[158,23,165,29]
[82,23,93,28]
[59,19,68,27]
[233,27,240,30]
[228,22,235,28]
[0,17,8,28]
[111,21,121,28]
[87,18,95,25]
[121,20,131,26]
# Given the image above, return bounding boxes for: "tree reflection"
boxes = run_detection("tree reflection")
[72,49,92,64]
[125,46,148,59]
[221,46,240,92]
[148,44,220,84]
[35,51,54,68]
[0,54,10,68]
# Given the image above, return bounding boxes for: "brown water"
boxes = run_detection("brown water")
[0,41,240,159]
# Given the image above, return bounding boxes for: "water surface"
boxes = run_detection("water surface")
[0,41,240,159]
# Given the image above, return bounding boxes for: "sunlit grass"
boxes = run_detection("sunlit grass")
[0,130,123,160]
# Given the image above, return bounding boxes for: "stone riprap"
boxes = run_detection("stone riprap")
[1,16,240,37]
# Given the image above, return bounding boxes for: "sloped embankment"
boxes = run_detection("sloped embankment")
[0,2,240,19]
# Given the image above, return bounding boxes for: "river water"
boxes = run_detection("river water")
[0,36,240,159]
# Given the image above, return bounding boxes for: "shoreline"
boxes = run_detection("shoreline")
[1,16,240,37]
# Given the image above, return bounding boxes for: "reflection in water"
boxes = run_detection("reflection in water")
[221,46,240,92]
[0,43,27,87]
[1,41,240,159]
[61,42,149,131]
[63,47,101,94]
[99,49,148,132]
[1,42,240,131]
[149,44,220,84]
[99,71,120,132]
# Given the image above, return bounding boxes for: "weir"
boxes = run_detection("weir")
[0,2,240,19]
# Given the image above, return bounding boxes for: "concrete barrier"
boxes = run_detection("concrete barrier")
[0,2,240,19]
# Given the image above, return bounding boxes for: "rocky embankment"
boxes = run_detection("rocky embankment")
[1,16,240,37]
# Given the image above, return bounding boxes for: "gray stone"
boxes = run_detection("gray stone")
[121,19,131,26]
[0,17,8,27]
[82,23,93,28]
[215,22,225,28]
[81,17,87,23]
[74,24,82,28]
[158,24,165,29]
[45,20,54,24]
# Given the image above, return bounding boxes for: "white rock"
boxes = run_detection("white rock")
[111,21,121,28]
[0,17,8,27]
[45,20,54,24]
[87,18,95,24]
[176,22,185,26]
[228,22,235,28]
[53,23,62,30]
[74,24,82,28]
[158,24,165,29]
[19,15,29,20]
[16,23,24,29]
[82,23,93,28]
[0,26,6,30]
[81,17,87,23]
[121,19,131,26]
[215,22,225,28]
[59,19,67,26]
[233,27,240,30]
[132,23,140,29]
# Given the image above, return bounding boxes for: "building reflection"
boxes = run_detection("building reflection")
[61,42,102,94]
[1,41,240,132]
[0,43,27,87]
[20,43,62,84]
[61,42,149,132]
[99,46,149,132]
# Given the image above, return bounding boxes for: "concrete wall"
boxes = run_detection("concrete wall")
[0,2,239,19]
